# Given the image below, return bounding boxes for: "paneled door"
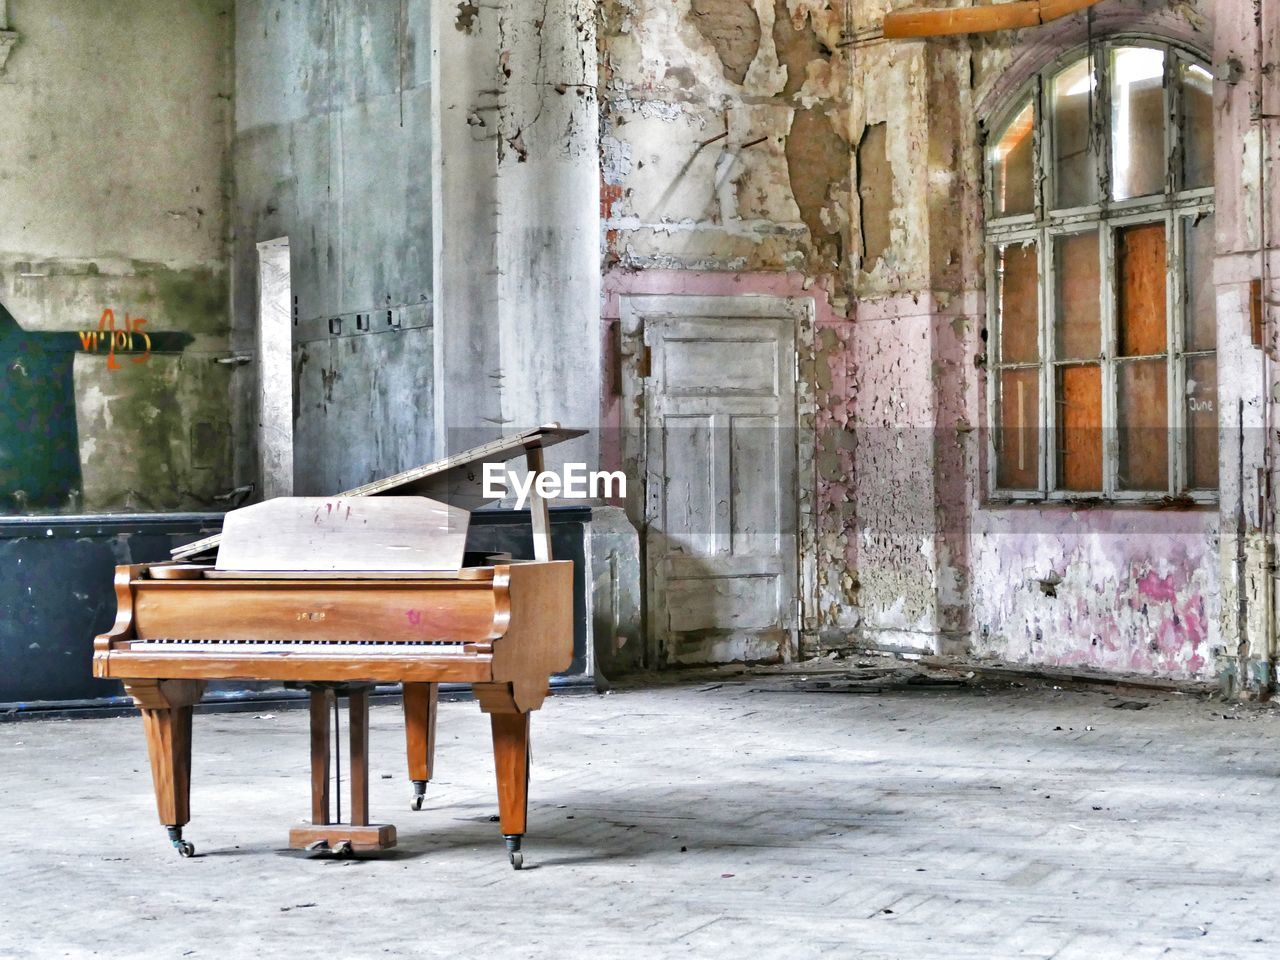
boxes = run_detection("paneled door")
[635,298,799,664]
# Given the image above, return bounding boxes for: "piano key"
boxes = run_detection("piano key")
[126,639,472,656]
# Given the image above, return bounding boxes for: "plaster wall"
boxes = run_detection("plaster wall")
[0,0,234,513]
[1211,0,1280,690]
[433,0,602,475]
[600,0,1234,676]
[231,0,435,495]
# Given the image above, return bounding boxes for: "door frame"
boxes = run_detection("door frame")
[618,294,818,667]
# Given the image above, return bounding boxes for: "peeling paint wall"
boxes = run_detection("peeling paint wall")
[970,510,1219,677]
[601,0,1239,678]
[0,1,234,513]
[1209,0,1280,692]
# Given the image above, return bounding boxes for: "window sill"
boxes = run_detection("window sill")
[982,496,1218,513]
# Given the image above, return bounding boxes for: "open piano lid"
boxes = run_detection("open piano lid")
[171,423,587,561]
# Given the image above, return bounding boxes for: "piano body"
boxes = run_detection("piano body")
[93,426,583,868]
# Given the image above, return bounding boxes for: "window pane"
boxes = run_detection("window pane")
[1181,62,1214,189]
[1056,364,1102,491]
[998,242,1039,363]
[1184,212,1216,352]
[1054,230,1100,360]
[1117,222,1167,356]
[997,369,1040,489]
[1052,57,1098,208]
[990,100,1035,217]
[1185,354,1217,489]
[1111,47,1167,201]
[1117,359,1169,492]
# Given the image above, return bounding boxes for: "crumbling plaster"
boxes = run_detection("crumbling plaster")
[599,0,1239,678]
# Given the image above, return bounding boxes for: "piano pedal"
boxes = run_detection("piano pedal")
[410,780,427,811]
[290,824,396,855]
[166,825,196,858]
[302,838,355,859]
[504,835,523,870]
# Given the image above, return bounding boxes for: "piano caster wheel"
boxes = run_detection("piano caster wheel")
[333,840,354,858]
[304,840,330,855]
[410,780,427,811]
[166,826,195,858]
[504,835,523,871]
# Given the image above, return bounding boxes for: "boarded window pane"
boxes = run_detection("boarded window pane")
[990,100,1035,217]
[1184,213,1216,352]
[1185,354,1218,489]
[1117,222,1167,356]
[1056,364,1102,491]
[1054,230,1101,360]
[997,368,1040,489]
[1117,359,1169,491]
[1181,62,1214,189]
[998,242,1039,363]
[1052,57,1098,209]
[1111,47,1167,201]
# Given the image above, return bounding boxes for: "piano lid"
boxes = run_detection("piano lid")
[171,423,587,561]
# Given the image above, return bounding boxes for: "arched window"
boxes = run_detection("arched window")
[985,40,1215,500]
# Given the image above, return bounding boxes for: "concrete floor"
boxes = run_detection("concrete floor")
[3,672,1280,959]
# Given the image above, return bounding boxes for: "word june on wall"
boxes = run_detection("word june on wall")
[78,309,152,370]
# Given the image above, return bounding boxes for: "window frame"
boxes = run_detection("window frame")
[983,37,1216,505]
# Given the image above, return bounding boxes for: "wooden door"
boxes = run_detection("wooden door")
[642,304,799,664]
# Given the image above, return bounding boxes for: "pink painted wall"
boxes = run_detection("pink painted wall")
[968,508,1220,679]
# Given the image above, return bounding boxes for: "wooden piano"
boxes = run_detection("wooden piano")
[93,425,584,869]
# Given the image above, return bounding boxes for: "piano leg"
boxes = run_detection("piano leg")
[124,679,206,858]
[308,689,333,826]
[403,682,439,811]
[477,685,531,870]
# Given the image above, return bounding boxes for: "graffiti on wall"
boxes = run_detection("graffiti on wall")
[1,301,193,512]
[79,309,154,369]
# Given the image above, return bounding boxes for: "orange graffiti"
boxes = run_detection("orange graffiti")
[78,309,152,370]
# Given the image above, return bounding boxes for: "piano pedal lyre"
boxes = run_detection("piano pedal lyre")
[288,685,397,856]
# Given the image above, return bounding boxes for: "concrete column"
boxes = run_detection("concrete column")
[1213,0,1279,697]
[432,0,503,455]
[851,42,980,657]
[435,0,601,468]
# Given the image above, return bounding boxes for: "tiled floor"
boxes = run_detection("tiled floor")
[4,673,1280,958]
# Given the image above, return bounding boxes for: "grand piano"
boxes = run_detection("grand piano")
[93,426,583,869]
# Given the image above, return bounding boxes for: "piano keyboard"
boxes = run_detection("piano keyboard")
[127,639,472,655]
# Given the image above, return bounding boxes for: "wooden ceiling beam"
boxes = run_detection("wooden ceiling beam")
[883,0,1105,40]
